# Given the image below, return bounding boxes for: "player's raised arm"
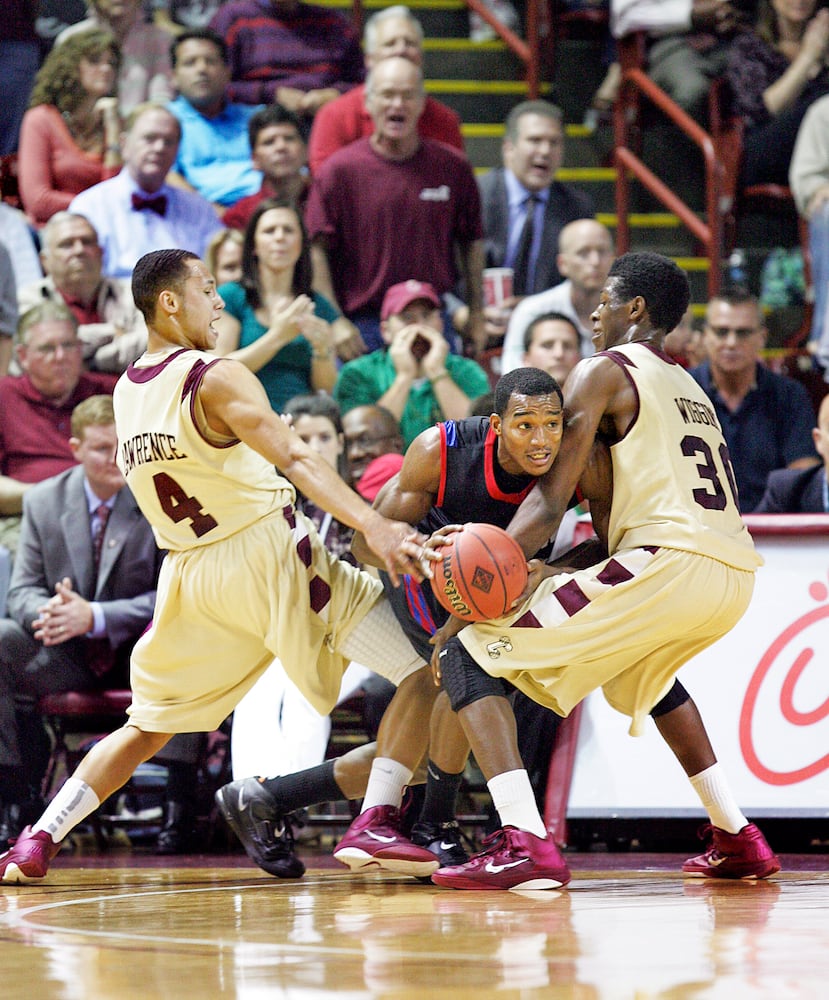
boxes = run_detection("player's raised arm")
[198,358,428,584]
[507,356,622,557]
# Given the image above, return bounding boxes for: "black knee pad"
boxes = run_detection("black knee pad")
[649,679,690,718]
[440,636,507,712]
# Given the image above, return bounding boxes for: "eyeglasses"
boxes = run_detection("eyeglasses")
[28,340,82,358]
[345,433,396,450]
[369,88,421,104]
[706,326,759,339]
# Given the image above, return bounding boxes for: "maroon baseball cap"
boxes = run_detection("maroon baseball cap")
[380,280,441,321]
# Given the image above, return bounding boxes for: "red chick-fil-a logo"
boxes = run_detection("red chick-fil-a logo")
[740,576,829,785]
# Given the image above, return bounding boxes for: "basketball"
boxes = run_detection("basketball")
[432,523,528,622]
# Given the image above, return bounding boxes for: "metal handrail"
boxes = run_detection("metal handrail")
[613,65,727,299]
[464,0,541,98]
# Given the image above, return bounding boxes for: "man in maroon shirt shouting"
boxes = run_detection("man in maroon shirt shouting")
[306,57,485,357]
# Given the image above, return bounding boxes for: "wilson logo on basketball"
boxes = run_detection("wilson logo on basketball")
[441,558,473,617]
[432,523,528,622]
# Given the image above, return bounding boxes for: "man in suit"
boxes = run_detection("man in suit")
[475,100,595,346]
[689,287,819,512]
[0,395,163,844]
[756,392,829,512]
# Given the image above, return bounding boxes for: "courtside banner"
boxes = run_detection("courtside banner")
[567,515,829,818]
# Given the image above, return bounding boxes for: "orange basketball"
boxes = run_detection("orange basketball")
[432,523,529,622]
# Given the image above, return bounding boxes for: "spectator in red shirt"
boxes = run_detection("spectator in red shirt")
[308,5,464,176]
[223,104,309,232]
[306,57,484,356]
[0,302,117,556]
[18,29,123,228]
[18,212,147,374]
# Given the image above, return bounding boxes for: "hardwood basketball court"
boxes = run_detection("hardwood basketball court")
[1,848,827,998]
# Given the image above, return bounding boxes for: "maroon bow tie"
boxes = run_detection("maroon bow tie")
[131,192,168,216]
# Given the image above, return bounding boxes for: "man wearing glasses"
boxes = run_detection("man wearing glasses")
[689,287,818,512]
[342,404,405,495]
[0,303,117,557]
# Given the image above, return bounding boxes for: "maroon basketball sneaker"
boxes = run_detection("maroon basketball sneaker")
[682,823,781,879]
[0,826,61,884]
[431,826,572,890]
[333,805,439,877]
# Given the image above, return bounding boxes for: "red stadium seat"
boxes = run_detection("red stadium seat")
[38,689,133,798]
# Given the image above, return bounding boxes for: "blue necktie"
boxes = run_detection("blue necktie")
[513,194,539,295]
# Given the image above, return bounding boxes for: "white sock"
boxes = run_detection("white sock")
[690,763,747,835]
[33,777,101,844]
[487,769,547,839]
[361,757,413,812]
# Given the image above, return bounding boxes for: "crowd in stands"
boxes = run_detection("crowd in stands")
[0,0,827,863]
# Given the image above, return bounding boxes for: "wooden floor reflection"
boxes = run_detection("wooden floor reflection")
[1,851,827,999]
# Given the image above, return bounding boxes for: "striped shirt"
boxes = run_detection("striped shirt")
[209,0,365,105]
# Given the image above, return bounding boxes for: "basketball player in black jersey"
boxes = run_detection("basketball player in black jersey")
[366,366,591,858]
[215,367,603,874]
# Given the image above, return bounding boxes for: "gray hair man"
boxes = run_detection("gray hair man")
[307,5,464,175]
[18,212,147,373]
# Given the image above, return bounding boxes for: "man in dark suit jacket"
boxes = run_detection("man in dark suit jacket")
[0,395,163,843]
[755,393,829,512]
[475,100,595,344]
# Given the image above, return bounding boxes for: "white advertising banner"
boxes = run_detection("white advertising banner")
[567,515,829,819]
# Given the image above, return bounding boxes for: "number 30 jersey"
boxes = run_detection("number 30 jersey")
[115,348,294,551]
[599,343,762,571]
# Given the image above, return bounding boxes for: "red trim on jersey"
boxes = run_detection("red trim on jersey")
[435,422,449,507]
[483,426,536,503]
[643,342,679,364]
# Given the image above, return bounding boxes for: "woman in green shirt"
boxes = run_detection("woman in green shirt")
[214,198,339,411]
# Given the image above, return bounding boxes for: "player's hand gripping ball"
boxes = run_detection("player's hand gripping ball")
[432,523,528,622]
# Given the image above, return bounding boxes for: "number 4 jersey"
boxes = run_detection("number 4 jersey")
[115,349,294,551]
[599,343,762,572]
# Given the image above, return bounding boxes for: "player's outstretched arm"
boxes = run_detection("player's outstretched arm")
[352,428,444,566]
[198,359,430,583]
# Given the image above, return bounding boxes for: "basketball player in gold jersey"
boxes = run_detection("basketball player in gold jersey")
[0,248,445,884]
[430,251,780,890]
